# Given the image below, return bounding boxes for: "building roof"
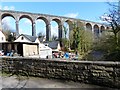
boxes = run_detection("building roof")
[1,42,39,45]
[16,34,46,43]
[38,36,45,42]
[16,34,37,42]
[44,41,59,49]
[21,34,37,42]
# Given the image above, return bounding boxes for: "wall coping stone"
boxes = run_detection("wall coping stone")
[0,57,120,65]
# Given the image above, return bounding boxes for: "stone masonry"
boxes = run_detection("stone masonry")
[1,57,120,89]
[0,10,109,41]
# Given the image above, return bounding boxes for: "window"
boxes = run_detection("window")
[1,37,3,41]
[21,37,24,40]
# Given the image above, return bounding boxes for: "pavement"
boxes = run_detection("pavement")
[0,75,118,89]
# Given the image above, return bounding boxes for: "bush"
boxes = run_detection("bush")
[105,50,120,61]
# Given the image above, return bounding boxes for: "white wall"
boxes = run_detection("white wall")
[35,38,40,44]
[0,31,6,42]
[39,43,52,58]
[23,44,38,56]
[14,35,31,42]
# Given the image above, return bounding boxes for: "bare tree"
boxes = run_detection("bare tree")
[37,32,45,38]
[99,1,120,61]
[2,22,16,41]
[101,1,120,49]
[63,26,68,39]
[51,35,58,41]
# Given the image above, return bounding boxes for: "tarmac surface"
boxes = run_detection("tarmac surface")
[0,75,118,90]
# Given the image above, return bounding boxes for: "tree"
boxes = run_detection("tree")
[63,26,68,39]
[37,32,45,38]
[51,35,58,41]
[60,26,70,51]
[2,22,16,42]
[70,22,93,55]
[3,30,15,42]
[99,1,120,61]
[78,29,93,54]
[70,23,80,52]
[60,38,69,52]
[101,1,120,50]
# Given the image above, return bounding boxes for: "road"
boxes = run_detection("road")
[0,75,118,89]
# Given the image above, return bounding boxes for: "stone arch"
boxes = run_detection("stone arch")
[100,26,105,33]
[19,15,33,36]
[1,13,15,20]
[64,20,73,39]
[65,20,73,31]
[1,13,16,33]
[77,21,83,26]
[86,23,92,31]
[106,26,109,30]
[36,16,49,25]
[93,24,99,37]
[77,21,85,30]
[19,15,33,23]
[36,17,49,37]
[65,20,73,26]
[51,18,62,40]
[52,18,61,25]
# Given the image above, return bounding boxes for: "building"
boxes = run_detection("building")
[0,29,6,50]
[39,43,52,58]
[2,34,39,57]
[14,34,52,58]
[44,41,61,58]
[34,35,52,58]
[14,34,37,43]
[0,30,6,43]
[44,41,61,52]
[2,42,39,57]
[13,34,40,57]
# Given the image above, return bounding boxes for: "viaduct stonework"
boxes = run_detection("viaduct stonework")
[0,10,109,41]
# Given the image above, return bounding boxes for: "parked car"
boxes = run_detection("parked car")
[0,50,4,56]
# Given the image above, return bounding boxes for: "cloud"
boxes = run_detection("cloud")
[51,25,58,37]
[2,17,13,29]
[98,20,108,23]
[36,26,46,36]
[36,24,58,37]
[2,17,11,23]
[36,19,44,23]
[1,6,15,10]
[64,12,79,18]
[100,14,112,22]
[0,5,2,9]
[1,5,15,26]
[19,28,24,34]
[10,6,15,10]
[24,19,32,25]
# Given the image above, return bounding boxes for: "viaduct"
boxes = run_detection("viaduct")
[0,10,109,41]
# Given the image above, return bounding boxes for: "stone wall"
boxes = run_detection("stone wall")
[1,57,120,89]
